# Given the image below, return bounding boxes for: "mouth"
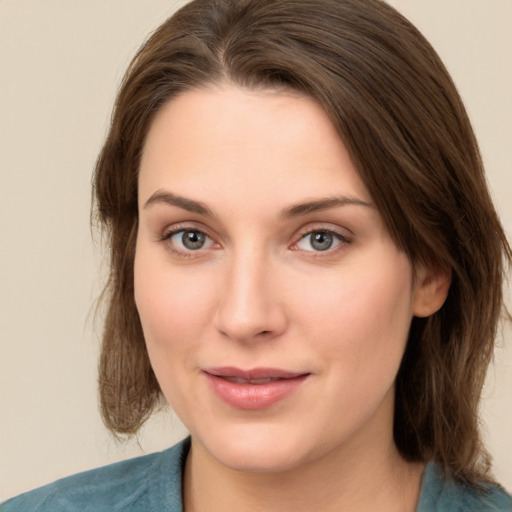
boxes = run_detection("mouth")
[222,376,288,384]
[204,366,309,382]
[202,367,310,410]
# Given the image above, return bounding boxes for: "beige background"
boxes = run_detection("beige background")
[0,0,510,501]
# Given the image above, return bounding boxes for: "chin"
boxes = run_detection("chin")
[195,423,313,474]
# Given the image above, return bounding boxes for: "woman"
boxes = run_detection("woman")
[3,0,511,510]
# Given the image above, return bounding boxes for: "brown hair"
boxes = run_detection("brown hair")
[94,0,511,487]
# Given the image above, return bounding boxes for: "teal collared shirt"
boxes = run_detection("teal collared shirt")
[2,438,511,511]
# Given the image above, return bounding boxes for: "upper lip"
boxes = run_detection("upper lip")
[203,367,309,380]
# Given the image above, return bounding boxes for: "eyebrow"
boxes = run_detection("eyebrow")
[143,190,373,218]
[143,190,214,216]
[280,196,373,218]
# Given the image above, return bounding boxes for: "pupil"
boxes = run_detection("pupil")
[182,231,205,250]
[312,232,333,251]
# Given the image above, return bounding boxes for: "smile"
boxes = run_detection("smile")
[203,367,310,410]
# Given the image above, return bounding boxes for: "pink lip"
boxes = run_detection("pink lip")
[203,367,310,410]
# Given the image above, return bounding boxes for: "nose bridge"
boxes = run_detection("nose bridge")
[215,244,285,341]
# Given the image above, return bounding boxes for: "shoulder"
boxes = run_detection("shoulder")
[1,439,189,512]
[417,463,512,512]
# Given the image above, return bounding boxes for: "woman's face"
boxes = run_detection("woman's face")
[135,85,431,473]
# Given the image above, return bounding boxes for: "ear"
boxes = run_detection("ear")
[412,265,452,318]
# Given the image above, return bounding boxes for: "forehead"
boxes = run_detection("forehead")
[138,85,372,211]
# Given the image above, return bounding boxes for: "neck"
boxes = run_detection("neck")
[183,433,424,512]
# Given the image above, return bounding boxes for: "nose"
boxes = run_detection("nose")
[213,250,288,343]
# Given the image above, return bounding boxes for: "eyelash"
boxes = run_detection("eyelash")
[158,224,217,259]
[293,228,352,255]
[158,225,352,258]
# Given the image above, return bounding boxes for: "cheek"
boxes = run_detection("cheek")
[294,253,414,375]
[133,245,216,356]
[133,244,221,413]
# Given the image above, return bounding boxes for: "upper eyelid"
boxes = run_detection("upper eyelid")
[160,222,214,239]
[294,224,352,240]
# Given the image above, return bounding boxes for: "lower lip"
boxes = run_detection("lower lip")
[204,373,309,410]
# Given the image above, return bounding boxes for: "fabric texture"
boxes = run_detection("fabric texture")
[1,439,189,512]
[2,437,511,511]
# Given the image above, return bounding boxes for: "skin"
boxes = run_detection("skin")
[134,84,450,512]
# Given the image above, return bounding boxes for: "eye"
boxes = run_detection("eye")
[166,229,215,251]
[295,229,348,252]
